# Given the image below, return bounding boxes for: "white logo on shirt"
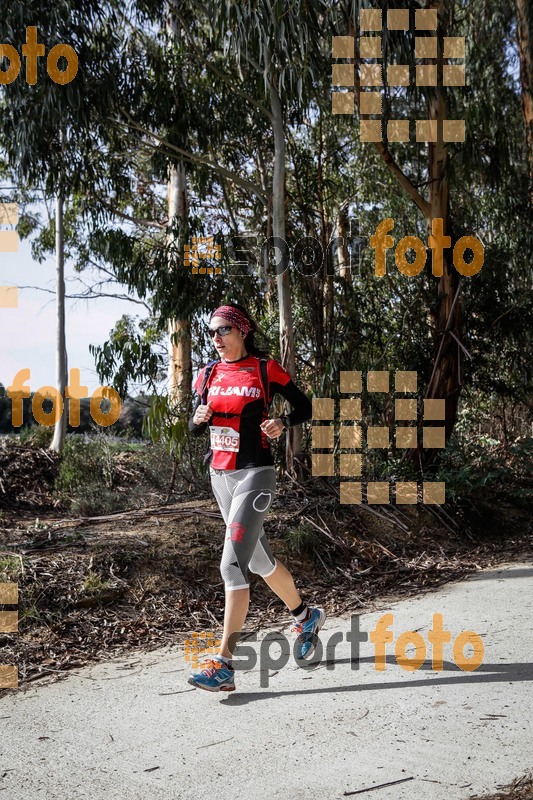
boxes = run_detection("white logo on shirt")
[208,386,261,397]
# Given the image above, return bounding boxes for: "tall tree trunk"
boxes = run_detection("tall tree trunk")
[516,0,533,203]
[336,203,350,280]
[166,2,191,410]
[424,0,462,446]
[167,160,191,409]
[257,149,273,310]
[50,129,68,453]
[425,88,461,445]
[269,78,302,475]
[352,0,462,455]
[317,107,334,378]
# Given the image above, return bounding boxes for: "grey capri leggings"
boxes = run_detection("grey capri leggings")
[209,465,278,590]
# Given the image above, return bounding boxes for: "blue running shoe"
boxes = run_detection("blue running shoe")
[188,655,236,692]
[291,607,327,660]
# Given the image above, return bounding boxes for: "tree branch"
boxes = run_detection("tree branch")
[88,192,166,230]
[16,284,151,310]
[110,111,268,203]
[348,19,432,219]
[371,141,432,218]
[217,170,239,233]
[173,7,273,122]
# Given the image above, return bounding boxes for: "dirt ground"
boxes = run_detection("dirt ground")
[0,440,531,799]
[468,773,533,799]
[1,485,531,696]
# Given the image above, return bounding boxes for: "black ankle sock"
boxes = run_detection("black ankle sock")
[290,600,307,616]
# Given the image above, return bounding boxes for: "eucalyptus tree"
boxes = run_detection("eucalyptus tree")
[199,0,330,472]
[515,0,533,202]
[96,1,318,470]
[88,0,271,395]
[0,0,129,451]
[165,1,192,410]
[327,0,529,452]
[329,0,462,443]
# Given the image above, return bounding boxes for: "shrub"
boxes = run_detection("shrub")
[54,434,117,514]
[69,485,123,516]
[282,523,320,556]
[435,434,533,505]
[55,434,113,496]
[0,556,20,582]
[18,425,54,448]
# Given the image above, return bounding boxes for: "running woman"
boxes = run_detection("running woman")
[187,302,326,692]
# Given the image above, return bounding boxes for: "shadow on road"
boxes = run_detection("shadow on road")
[465,566,533,582]
[221,656,533,705]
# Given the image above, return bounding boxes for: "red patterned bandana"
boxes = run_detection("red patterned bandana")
[211,305,252,336]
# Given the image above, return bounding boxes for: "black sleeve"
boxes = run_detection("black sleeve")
[188,394,208,436]
[271,379,312,427]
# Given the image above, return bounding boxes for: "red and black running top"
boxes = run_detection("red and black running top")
[189,353,312,470]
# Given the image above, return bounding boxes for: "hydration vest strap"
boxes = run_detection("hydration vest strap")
[258,357,271,413]
[200,359,219,405]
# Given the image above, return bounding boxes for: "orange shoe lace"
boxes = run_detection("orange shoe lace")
[198,657,225,677]
[291,621,304,636]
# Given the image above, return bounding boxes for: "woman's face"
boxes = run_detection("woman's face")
[209,315,247,361]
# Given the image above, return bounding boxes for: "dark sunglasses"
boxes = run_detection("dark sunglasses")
[208,324,234,338]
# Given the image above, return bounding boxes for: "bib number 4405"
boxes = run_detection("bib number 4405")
[210,426,240,452]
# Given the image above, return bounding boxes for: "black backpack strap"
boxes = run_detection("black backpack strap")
[199,359,219,405]
[198,360,218,466]
[259,357,271,413]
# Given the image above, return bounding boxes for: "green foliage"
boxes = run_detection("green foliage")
[54,434,114,506]
[436,431,533,505]
[131,440,176,491]
[69,485,124,517]
[144,394,188,455]
[143,394,211,488]
[0,1,129,194]
[18,425,54,448]
[282,522,320,556]
[0,556,21,582]
[207,0,330,100]
[52,428,208,514]
[89,315,163,400]
[81,572,112,594]
[1,0,530,504]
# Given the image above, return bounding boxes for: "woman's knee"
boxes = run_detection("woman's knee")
[249,548,277,578]
[220,546,249,589]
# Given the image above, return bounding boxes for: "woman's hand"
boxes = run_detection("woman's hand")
[193,401,214,425]
[260,417,286,440]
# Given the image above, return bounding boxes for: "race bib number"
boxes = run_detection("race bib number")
[209,425,240,452]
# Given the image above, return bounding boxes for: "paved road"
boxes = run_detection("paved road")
[1,561,532,799]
